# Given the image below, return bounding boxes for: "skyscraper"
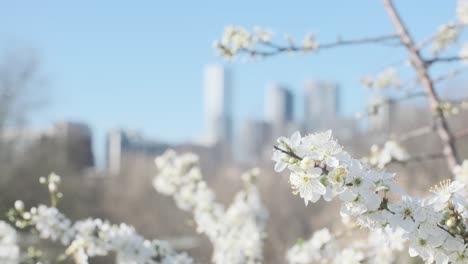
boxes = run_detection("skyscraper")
[203,64,232,146]
[264,82,294,139]
[238,119,271,164]
[106,129,168,175]
[304,80,339,131]
[265,83,294,125]
[367,95,393,133]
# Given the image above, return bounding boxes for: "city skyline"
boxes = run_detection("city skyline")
[1,1,462,167]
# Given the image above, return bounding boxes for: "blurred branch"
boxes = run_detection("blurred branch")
[0,52,46,130]
[389,152,444,165]
[433,67,468,83]
[415,23,465,51]
[221,34,401,58]
[393,125,435,143]
[363,91,425,118]
[383,0,460,172]
[426,56,468,65]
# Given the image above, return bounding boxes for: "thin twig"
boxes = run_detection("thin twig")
[383,0,460,173]
[273,146,303,161]
[426,56,468,65]
[227,34,401,57]
[392,125,435,143]
[433,67,468,83]
[415,23,466,51]
[389,152,444,165]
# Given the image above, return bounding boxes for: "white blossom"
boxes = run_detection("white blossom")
[0,221,19,264]
[432,24,459,53]
[272,130,468,263]
[154,151,267,264]
[366,140,409,168]
[458,0,468,24]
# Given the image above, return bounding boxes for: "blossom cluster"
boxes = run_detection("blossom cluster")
[0,221,19,264]
[16,206,190,264]
[8,173,192,264]
[154,150,268,264]
[10,204,193,264]
[362,140,409,169]
[287,226,406,264]
[272,131,468,263]
[433,23,459,53]
[437,100,468,116]
[213,26,318,59]
[360,67,401,90]
[458,0,468,25]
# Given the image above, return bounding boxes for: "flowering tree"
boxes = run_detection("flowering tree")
[2,0,468,263]
[211,0,468,263]
[2,174,193,264]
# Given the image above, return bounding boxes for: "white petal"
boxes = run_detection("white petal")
[291,131,301,146]
[274,162,287,172]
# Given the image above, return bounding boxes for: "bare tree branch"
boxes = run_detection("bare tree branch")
[433,67,468,83]
[383,0,460,172]
[393,125,435,143]
[364,91,425,118]
[415,23,466,51]
[221,34,401,58]
[426,56,468,65]
[389,152,445,165]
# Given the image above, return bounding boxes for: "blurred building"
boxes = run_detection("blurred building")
[106,129,169,175]
[367,95,393,133]
[304,80,339,131]
[50,121,94,169]
[238,120,272,164]
[203,64,232,147]
[1,121,94,171]
[265,83,294,138]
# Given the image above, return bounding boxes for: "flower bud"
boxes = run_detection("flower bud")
[23,212,31,220]
[14,200,24,211]
[48,182,57,192]
[446,217,457,228]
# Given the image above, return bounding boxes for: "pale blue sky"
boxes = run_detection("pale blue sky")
[0,1,464,166]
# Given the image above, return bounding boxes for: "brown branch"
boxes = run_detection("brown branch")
[225,34,401,57]
[383,0,460,173]
[415,23,465,51]
[389,152,444,165]
[393,125,435,143]
[426,56,468,65]
[364,92,425,117]
[433,67,468,83]
[273,146,303,161]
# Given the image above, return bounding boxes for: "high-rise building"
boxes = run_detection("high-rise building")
[203,64,232,146]
[367,95,393,133]
[1,121,95,171]
[304,80,339,131]
[51,121,95,169]
[265,82,294,127]
[238,119,271,164]
[106,129,169,175]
